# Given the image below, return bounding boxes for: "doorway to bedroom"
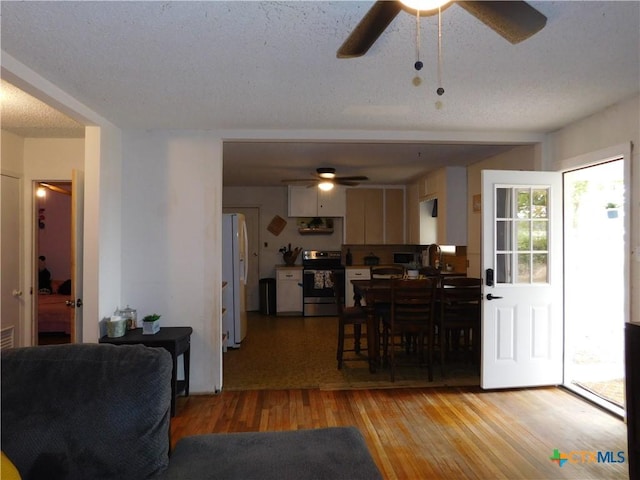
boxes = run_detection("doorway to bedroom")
[35,181,73,345]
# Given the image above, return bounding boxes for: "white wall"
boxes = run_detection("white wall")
[85,125,123,343]
[1,131,25,174]
[121,130,222,393]
[548,94,639,324]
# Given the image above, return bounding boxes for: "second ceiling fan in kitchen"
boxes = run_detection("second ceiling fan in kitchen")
[282,167,369,191]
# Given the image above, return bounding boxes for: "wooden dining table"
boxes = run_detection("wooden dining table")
[350,275,468,373]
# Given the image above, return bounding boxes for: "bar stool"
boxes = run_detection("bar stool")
[332,273,369,369]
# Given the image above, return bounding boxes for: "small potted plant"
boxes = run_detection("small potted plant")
[406,261,420,279]
[142,314,161,335]
[605,202,619,218]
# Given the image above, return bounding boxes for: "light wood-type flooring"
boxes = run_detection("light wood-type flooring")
[172,315,628,479]
[171,386,628,479]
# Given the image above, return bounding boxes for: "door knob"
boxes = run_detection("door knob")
[12,289,23,297]
[486,293,503,301]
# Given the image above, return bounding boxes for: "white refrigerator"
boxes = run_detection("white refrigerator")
[222,213,248,348]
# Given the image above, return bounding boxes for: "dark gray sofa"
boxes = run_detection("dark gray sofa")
[1,343,382,480]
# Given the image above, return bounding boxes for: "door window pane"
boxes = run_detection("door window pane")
[496,188,512,218]
[532,253,548,283]
[532,221,548,250]
[517,189,530,218]
[517,221,530,250]
[532,189,548,218]
[518,253,531,282]
[497,221,512,251]
[496,253,512,284]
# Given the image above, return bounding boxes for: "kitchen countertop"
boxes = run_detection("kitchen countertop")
[346,265,465,275]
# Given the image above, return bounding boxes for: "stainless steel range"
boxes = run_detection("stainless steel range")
[301,250,345,317]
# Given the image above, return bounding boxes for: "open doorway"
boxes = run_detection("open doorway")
[35,181,73,345]
[563,159,625,416]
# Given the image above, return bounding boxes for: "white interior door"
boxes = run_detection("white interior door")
[481,170,563,389]
[71,170,84,343]
[1,173,22,347]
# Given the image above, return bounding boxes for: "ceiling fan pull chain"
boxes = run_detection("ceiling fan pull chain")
[436,6,444,96]
[414,10,423,71]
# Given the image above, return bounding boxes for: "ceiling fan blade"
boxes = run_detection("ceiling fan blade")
[337,1,402,58]
[336,180,363,186]
[281,178,317,184]
[456,1,547,44]
[335,176,369,181]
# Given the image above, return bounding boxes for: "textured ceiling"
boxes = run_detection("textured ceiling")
[1,1,638,185]
[0,79,84,138]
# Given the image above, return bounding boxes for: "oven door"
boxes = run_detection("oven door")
[302,269,338,298]
[302,269,344,316]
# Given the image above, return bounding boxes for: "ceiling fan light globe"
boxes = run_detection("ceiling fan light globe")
[316,167,337,179]
[318,181,334,191]
[400,0,450,13]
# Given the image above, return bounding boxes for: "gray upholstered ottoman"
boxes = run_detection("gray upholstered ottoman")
[162,426,382,480]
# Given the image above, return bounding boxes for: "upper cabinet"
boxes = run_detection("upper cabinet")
[413,166,467,245]
[344,187,405,244]
[288,185,346,217]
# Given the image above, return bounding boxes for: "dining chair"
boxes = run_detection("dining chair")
[368,264,404,345]
[383,277,438,382]
[331,273,369,369]
[438,277,481,377]
[370,265,405,278]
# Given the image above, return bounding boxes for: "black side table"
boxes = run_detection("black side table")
[100,326,193,416]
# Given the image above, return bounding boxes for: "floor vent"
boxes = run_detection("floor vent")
[1,326,15,350]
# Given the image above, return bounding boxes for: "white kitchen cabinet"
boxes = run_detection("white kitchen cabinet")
[288,185,345,217]
[276,267,303,314]
[344,187,404,244]
[345,267,370,307]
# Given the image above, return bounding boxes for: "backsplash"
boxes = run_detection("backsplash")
[341,244,468,273]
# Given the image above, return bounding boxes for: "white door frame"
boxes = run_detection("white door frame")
[557,143,631,415]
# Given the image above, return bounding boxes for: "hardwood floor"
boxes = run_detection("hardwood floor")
[171,386,628,479]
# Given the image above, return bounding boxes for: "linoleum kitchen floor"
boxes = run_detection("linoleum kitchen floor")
[222,312,479,391]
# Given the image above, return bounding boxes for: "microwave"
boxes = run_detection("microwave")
[393,252,416,265]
